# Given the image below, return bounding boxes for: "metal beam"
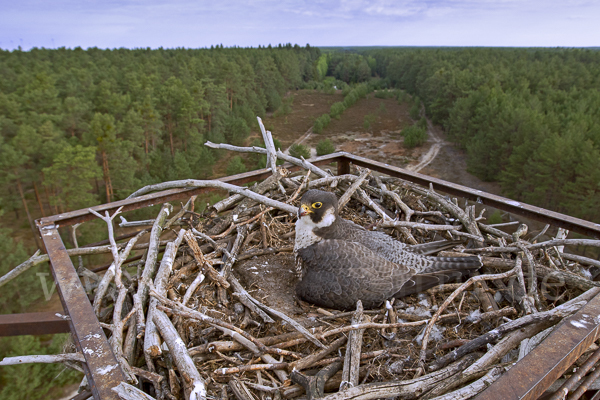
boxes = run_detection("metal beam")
[475,290,600,400]
[41,225,125,400]
[35,157,339,229]
[0,312,70,336]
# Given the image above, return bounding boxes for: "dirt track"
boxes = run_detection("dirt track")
[406,117,443,173]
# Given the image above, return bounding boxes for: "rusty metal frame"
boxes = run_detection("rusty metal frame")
[475,290,600,400]
[1,151,599,399]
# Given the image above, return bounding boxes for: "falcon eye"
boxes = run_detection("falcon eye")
[312,202,322,209]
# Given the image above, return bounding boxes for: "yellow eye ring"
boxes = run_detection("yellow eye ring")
[312,202,322,209]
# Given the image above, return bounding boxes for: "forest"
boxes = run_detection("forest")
[366,47,600,223]
[1,44,600,399]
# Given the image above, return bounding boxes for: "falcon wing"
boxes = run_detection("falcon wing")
[296,239,415,310]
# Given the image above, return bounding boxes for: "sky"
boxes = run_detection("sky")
[1,0,599,51]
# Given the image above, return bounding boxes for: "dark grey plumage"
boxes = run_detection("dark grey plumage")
[294,189,481,310]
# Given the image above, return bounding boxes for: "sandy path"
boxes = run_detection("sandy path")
[406,117,445,172]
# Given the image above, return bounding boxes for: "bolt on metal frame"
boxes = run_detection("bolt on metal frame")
[0,152,598,399]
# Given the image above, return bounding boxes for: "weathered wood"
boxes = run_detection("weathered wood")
[112,381,157,400]
[134,203,173,338]
[145,229,186,358]
[0,352,85,365]
[127,178,297,214]
[317,354,480,400]
[152,309,206,400]
[340,301,365,391]
[337,169,371,209]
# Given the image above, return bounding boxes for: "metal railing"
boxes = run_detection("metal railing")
[1,152,598,400]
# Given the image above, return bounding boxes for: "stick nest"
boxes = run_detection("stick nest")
[90,166,600,400]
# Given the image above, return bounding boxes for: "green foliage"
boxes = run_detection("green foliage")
[223,115,251,146]
[0,335,81,400]
[409,99,421,120]
[226,156,247,176]
[329,102,346,119]
[402,124,428,148]
[273,95,294,117]
[396,90,408,103]
[0,45,320,226]
[43,144,102,210]
[316,54,329,81]
[289,143,310,159]
[374,89,395,99]
[316,139,335,156]
[363,114,377,131]
[313,114,331,134]
[329,53,372,83]
[0,227,39,314]
[487,210,503,225]
[322,77,337,95]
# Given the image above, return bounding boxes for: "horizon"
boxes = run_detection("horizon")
[1,1,599,51]
[3,44,600,52]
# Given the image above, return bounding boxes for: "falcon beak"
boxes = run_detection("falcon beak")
[299,204,312,217]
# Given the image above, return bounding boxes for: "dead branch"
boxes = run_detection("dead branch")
[528,238,600,250]
[184,231,229,288]
[338,168,371,209]
[291,361,343,400]
[289,335,347,372]
[374,175,414,221]
[410,183,484,243]
[317,353,480,400]
[340,301,365,391]
[462,320,553,375]
[427,288,599,372]
[204,140,330,178]
[379,221,462,231]
[127,179,297,215]
[426,366,503,400]
[257,116,278,173]
[418,267,521,372]
[152,309,206,400]
[113,381,157,400]
[145,229,186,358]
[134,203,173,338]
[0,353,85,366]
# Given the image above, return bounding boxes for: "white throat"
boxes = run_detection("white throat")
[294,209,336,252]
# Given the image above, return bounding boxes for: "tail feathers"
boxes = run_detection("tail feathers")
[408,240,464,255]
[421,255,482,274]
[394,270,464,298]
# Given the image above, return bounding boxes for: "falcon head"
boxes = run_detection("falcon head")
[297,189,339,227]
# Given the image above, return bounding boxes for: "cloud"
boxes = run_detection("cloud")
[1,0,600,50]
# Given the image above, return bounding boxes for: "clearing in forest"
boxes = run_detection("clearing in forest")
[260,89,421,167]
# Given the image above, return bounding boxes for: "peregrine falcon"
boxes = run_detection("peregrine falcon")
[294,189,482,310]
